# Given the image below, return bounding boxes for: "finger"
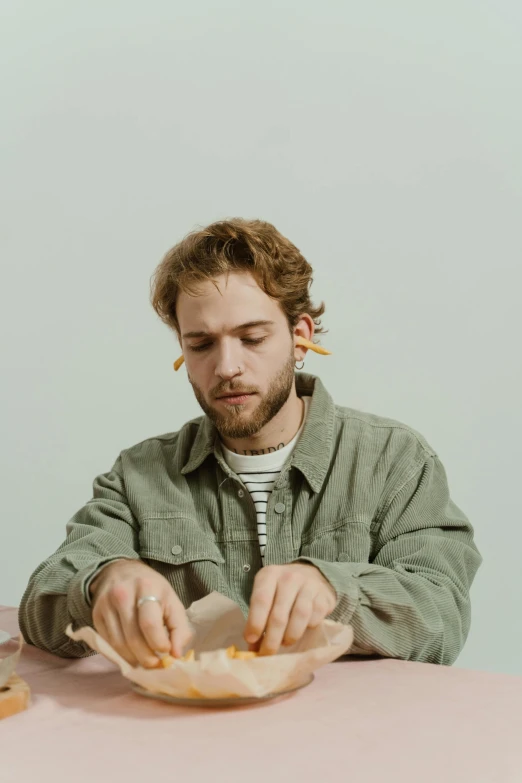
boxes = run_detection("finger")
[164,594,192,658]
[121,619,162,668]
[309,592,335,629]
[94,607,139,667]
[244,568,279,644]
[282,584,318,647]
[260,575,302,656]
[110,588,161,668]
[138,600,171,656]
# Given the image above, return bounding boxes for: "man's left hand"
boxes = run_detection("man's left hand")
[244,563,337,655]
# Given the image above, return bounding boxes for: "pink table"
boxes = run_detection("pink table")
[1,606,521,783]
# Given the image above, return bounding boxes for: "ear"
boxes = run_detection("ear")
[293,314,315,362]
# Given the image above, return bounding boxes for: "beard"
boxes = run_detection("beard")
[189,350,295,440]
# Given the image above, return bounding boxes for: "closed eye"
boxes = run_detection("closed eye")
[242,337,266,346]
[189,343,212,353]
[189,337,267,353]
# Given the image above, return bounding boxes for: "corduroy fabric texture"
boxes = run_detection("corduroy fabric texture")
[19,373,482,664]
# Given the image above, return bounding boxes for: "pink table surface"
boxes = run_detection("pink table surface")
[1,606,521,783]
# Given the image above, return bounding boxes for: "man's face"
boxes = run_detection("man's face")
[176,272,296,439]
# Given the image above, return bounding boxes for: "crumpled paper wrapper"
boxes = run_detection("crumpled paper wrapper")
[66,592,353,699]
[0,637,23,689]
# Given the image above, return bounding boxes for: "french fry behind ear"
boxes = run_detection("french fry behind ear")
[173,337,330,372]
[295,336,332,355]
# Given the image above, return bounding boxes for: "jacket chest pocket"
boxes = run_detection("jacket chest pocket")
[138,517,228,607]
[299,518,371,564]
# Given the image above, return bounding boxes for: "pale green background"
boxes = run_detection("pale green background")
[1,1,521,675]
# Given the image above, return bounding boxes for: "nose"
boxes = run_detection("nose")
[214,342,243,381]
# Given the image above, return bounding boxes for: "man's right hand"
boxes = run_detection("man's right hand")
[89,559,192,669]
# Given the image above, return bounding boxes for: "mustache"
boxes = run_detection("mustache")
[212,384,258,399]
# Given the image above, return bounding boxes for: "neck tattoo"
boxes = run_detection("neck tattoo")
[232,442,285,456]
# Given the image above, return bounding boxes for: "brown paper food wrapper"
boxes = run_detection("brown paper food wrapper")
[66,592,354,699]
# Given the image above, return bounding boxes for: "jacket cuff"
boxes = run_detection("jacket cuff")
[295,556,361,624]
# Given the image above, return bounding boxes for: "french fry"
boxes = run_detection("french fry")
[295,336,332,355]
[225,645,258,660]
[158,648,195,668]
[173,337,330,373]
[233,650,258,660]
[158,646,259,668]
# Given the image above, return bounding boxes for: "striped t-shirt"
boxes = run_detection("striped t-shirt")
[220,395,311,561]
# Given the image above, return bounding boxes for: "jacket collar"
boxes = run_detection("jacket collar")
[181,372,335,493]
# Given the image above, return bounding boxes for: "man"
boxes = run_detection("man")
[19,218,482,668]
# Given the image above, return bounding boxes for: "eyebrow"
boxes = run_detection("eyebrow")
[182,320,276,339]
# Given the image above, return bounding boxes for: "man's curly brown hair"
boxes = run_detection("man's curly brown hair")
[150,218,326,339]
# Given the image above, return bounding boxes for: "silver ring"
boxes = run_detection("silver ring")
[137,595,161,609]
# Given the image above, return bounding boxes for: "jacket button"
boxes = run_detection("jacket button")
[274,502,286,514]
[171,545,183,555]
[243,564,251,573]
[338,552,350,562]
[238,489,245,498]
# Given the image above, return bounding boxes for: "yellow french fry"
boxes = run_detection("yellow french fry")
[295,336,332,355]
[160,646,259,667]
[233,650,258,660]
[158,648,195,667]
[173,336,330,373]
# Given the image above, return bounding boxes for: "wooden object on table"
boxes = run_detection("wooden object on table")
[0,674,31,719]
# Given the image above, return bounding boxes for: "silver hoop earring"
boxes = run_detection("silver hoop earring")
[295,361,305,370]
